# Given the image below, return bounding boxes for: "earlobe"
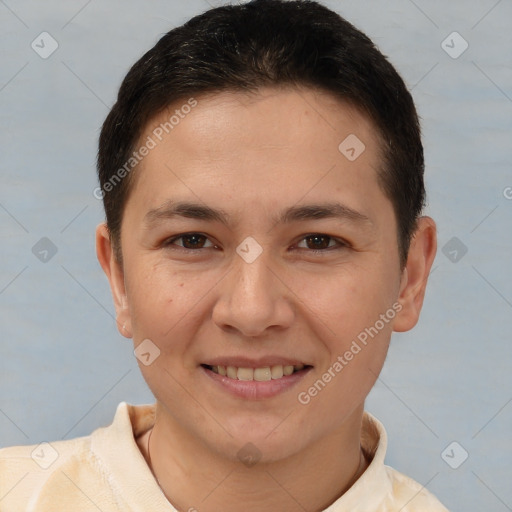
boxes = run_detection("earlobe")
[393,217,437,332]
[95,223,133,338]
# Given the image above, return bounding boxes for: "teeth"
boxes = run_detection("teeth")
[270,365,283,379]
[208,364,306,381]
[254,367,272,381]
[283,365,294,376]
[237,367,253,380]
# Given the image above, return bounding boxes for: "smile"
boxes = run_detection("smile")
[202,364,309,381]
[201,362,313,399]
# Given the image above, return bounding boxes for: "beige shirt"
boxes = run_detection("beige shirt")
[0,402,449,511]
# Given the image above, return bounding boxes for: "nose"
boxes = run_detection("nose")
[211,249,295,337]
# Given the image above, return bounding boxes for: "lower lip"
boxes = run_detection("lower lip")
[200,365,313,400]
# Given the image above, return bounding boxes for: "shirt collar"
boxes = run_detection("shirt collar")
[91,402,392,511]
[323,411,393,510]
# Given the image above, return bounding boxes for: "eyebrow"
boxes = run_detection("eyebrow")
[143,200,373,229]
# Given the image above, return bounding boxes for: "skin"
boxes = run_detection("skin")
[97,86,437,512]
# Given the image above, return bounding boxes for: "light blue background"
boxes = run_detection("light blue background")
[1,1,511,510]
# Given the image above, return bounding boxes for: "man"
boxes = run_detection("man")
[0,1,448,509]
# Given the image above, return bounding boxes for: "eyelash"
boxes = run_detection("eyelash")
[162,232,349,255]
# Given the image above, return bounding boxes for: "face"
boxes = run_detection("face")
[98,86,431,463]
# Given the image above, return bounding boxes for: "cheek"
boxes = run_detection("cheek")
[124,261,177,336]
[297,272,395,415]
[299,265,397,397]
[125,261,216,343]
[300,264,396,337]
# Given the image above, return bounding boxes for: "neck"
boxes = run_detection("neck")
[140,403,368,512]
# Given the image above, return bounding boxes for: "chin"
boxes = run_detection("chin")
[220,420,311,462]
[218,435,306,466]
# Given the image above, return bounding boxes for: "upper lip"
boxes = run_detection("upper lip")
[202,357,311,368]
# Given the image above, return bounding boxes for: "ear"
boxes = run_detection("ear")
[96,223,133,338]
[393,216,437,332]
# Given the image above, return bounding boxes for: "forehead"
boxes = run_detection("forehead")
[125,86,389,223]
[143,87,380,162]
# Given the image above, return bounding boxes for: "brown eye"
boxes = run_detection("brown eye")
[165,233,215,250]
[295,234,347,253]
[304,235,331,250]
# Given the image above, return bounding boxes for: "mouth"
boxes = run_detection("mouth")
[201,363,312,381]
[199,356,314,399]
